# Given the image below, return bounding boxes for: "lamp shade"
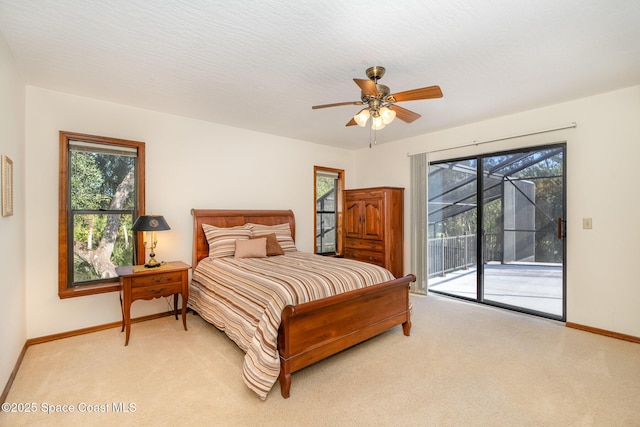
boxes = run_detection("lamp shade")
[353,108,370,127]
[371,115,386,130]
[132,215,171,231]
[379,106,396,124]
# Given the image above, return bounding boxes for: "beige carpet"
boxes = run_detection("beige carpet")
[2,294,640,426]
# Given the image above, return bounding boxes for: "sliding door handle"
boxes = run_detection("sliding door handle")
[557,217,565,240]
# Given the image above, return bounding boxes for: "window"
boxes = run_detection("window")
[314,166,344,255]
[58,131,145,298]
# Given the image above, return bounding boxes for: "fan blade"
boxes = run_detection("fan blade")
[390,105,421,123]
[312,101,363,109]
[388,85,443,103]
[353,78,378,96]
[346,118,357,126]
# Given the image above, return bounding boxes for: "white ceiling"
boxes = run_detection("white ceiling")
[1,1,639,150]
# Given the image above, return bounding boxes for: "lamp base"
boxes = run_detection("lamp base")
[144,263,162,268]
[144,255,162,268]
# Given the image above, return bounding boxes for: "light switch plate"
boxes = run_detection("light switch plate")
[583,218,593,229]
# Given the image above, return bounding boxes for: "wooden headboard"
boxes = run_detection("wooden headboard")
[191,209,296,267]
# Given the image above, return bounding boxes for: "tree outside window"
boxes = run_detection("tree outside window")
[59,132,145,298]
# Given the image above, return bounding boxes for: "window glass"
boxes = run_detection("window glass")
[314,167,343,255]
[59,132,145,298]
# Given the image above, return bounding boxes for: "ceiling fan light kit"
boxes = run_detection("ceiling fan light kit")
[354,108,370,126]
[312,66,443,132]
[379,106,396,124]
[371,115,386,130]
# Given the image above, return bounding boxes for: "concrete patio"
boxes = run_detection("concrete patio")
[428,262,563,317]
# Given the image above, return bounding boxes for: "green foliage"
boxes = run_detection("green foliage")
[111,218,134,269]
[70,148,136,283]
[93,154,136,209]
[71,152,110,210]
[439,209,477,237]
[73,255,95,282]
[316,176,335,199]
[72,214,135,282]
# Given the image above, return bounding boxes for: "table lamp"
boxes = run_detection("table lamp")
[131,215,171,268]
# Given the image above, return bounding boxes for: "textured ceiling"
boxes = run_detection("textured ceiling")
[1,0,639,149]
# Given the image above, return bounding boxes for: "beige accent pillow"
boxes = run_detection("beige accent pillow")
[247,223,297,252]
[203,224,251,258]
[250,233,284,256]
[234,237,267,258]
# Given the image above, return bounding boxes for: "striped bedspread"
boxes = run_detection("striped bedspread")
[188,251,396,400]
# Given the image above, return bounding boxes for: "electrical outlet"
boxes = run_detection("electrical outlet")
[583,218,593,229]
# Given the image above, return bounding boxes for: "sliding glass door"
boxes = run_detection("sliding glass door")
[427,144,566,320]
[427,158,479,300]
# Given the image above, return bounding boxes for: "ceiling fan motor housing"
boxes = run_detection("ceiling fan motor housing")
[366,66,386,82]
[362,66,390,110]
[361,84,390,106]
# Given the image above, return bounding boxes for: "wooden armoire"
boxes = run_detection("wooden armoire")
[343,187,404,278]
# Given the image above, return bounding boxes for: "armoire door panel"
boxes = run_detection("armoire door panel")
[344,201,362,238]
[363,200,383,240]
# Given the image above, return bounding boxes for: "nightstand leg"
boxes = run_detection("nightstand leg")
[181,293,188,331]
[173,294,179,320]
[119,291,124,332]
[124,300,131,346]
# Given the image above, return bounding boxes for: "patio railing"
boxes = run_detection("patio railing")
[428,234,477,278]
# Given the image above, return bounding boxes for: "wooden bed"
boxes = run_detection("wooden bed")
[191,208,415,399]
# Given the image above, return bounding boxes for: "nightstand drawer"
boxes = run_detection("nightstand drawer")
[130,271,183,288]
[131,280,182,299]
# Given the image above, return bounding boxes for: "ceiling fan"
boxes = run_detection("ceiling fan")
[312,66,443,130]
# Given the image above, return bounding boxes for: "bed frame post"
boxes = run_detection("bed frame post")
[278,305,295,398]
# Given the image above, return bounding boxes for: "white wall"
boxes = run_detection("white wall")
[14,72,640,346]
[24,87,354,338]
[353,85,640,338]
[0,33,26,389]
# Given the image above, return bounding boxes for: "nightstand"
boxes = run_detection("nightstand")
[116,261,191,346]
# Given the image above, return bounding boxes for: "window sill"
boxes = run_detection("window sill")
[58,281,120,299]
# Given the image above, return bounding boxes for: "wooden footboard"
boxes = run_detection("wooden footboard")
[277,273,415,398]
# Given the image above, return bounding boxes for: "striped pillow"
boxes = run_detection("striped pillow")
[247,223,297,252]
[202,224,251,258]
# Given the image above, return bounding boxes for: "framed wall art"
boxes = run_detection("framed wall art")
[2,155,13,217]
